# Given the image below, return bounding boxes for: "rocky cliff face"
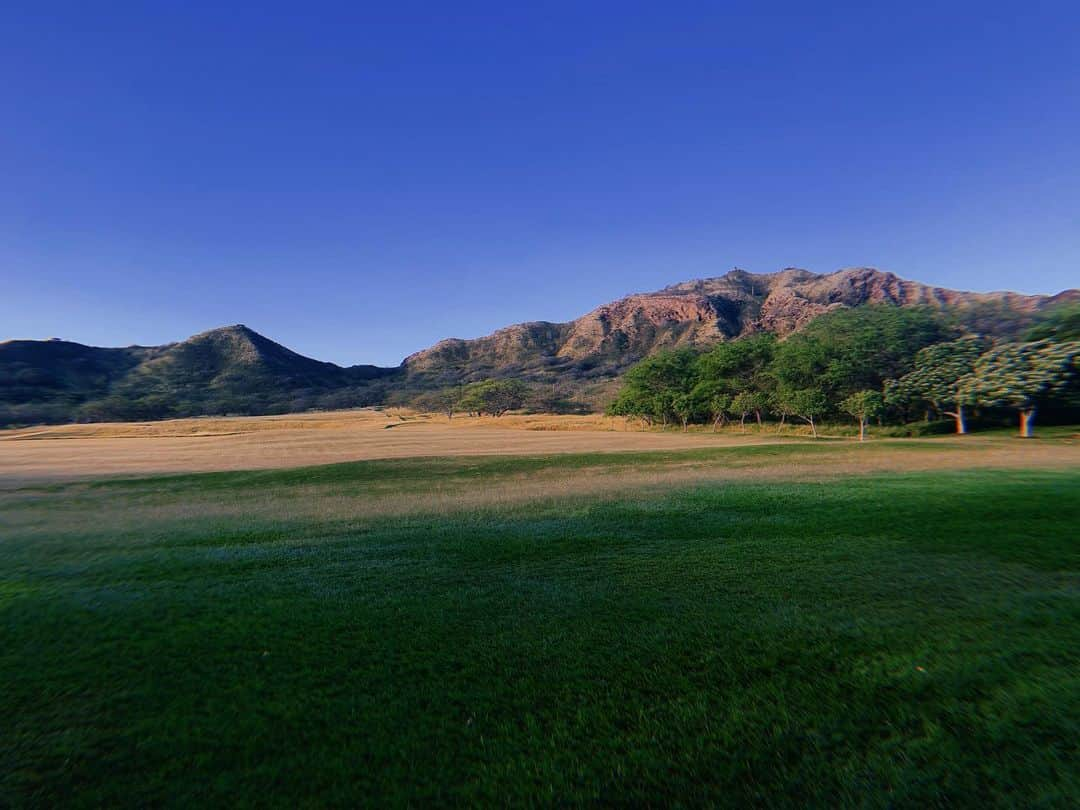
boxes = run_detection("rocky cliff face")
[402,267,1075,390]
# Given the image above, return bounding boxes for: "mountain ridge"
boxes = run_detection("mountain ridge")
[3,267,1076,425]
[399,267,1077,387]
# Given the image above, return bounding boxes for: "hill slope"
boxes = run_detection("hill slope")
[0,326,398,425]
[2,268,1075,425]
[400,267,1077,398]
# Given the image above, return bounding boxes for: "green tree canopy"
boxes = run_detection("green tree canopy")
[772,387,827,437]
[606,348,698,425]
[884,336,988,433]
[689,380,730,430]
[959,340,1080,436]
[771,306,954,404]
[729,390,768,429]
[840,390,884,441]
[694,334,777,397]
[458,379,529,417]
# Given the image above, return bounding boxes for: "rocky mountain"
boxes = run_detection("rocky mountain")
[400,267,1077,393]
[2,268,1075,426]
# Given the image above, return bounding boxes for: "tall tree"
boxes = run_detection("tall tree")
[959,340,1080,437]
[607,348,698,427]
[884,336,988,434]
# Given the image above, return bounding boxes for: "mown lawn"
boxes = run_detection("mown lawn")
[1,455,1078,807]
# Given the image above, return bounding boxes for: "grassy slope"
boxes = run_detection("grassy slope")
[2,449,1078,806]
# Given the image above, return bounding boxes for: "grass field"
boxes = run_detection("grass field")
[2,408,1078,484]
[0,409,757,481]
[2,430,1079,806]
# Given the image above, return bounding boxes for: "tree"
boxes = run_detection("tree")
[672,393,695,431]
[708,393,730,431]
[771,306,953,404]
[959,340,1080,437]
[413,387,462,420]
[489,379,529,416]
[770,390,796,433]
[689,380,729,431]
[840,390,883,442]
[729,390,766,432]
[607,388,652,427]
[457,386,486,416]
[884,336,988,434]
[695,334,777,397]
[783,388,827,438]
[458,379,529,417]
[748,391,768,427]
[607,349,698,428]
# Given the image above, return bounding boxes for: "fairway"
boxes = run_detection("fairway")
[2,437,1079,806]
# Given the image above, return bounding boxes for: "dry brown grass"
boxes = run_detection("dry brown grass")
[2,409,1078,492]
[3,432,1078,542]
[0,409,791,482]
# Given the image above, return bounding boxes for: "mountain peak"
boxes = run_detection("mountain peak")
[402,268,1075,393]
[187,323,261,341]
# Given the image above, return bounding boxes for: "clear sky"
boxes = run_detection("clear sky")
[3,2,1079,366]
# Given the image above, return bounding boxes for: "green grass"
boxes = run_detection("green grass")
[2,454,1078,807]
[58,439,941,495]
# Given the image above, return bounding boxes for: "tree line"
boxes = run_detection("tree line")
[606,304,1080,438]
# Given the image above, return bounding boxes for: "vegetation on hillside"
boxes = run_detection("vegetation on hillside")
[0,327,397,427]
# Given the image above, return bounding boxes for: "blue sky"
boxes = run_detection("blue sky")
[3,1,1079,365]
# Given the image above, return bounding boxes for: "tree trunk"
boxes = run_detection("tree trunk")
[776,413,786,434]
[740,413,747,432]
[1020,407,1036,438]
[808,416,817,438]
[681,417,688,432]
[944,406,966,434]
[712,413,723,432]
[858,417,866,442]
[755,410,763,427]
